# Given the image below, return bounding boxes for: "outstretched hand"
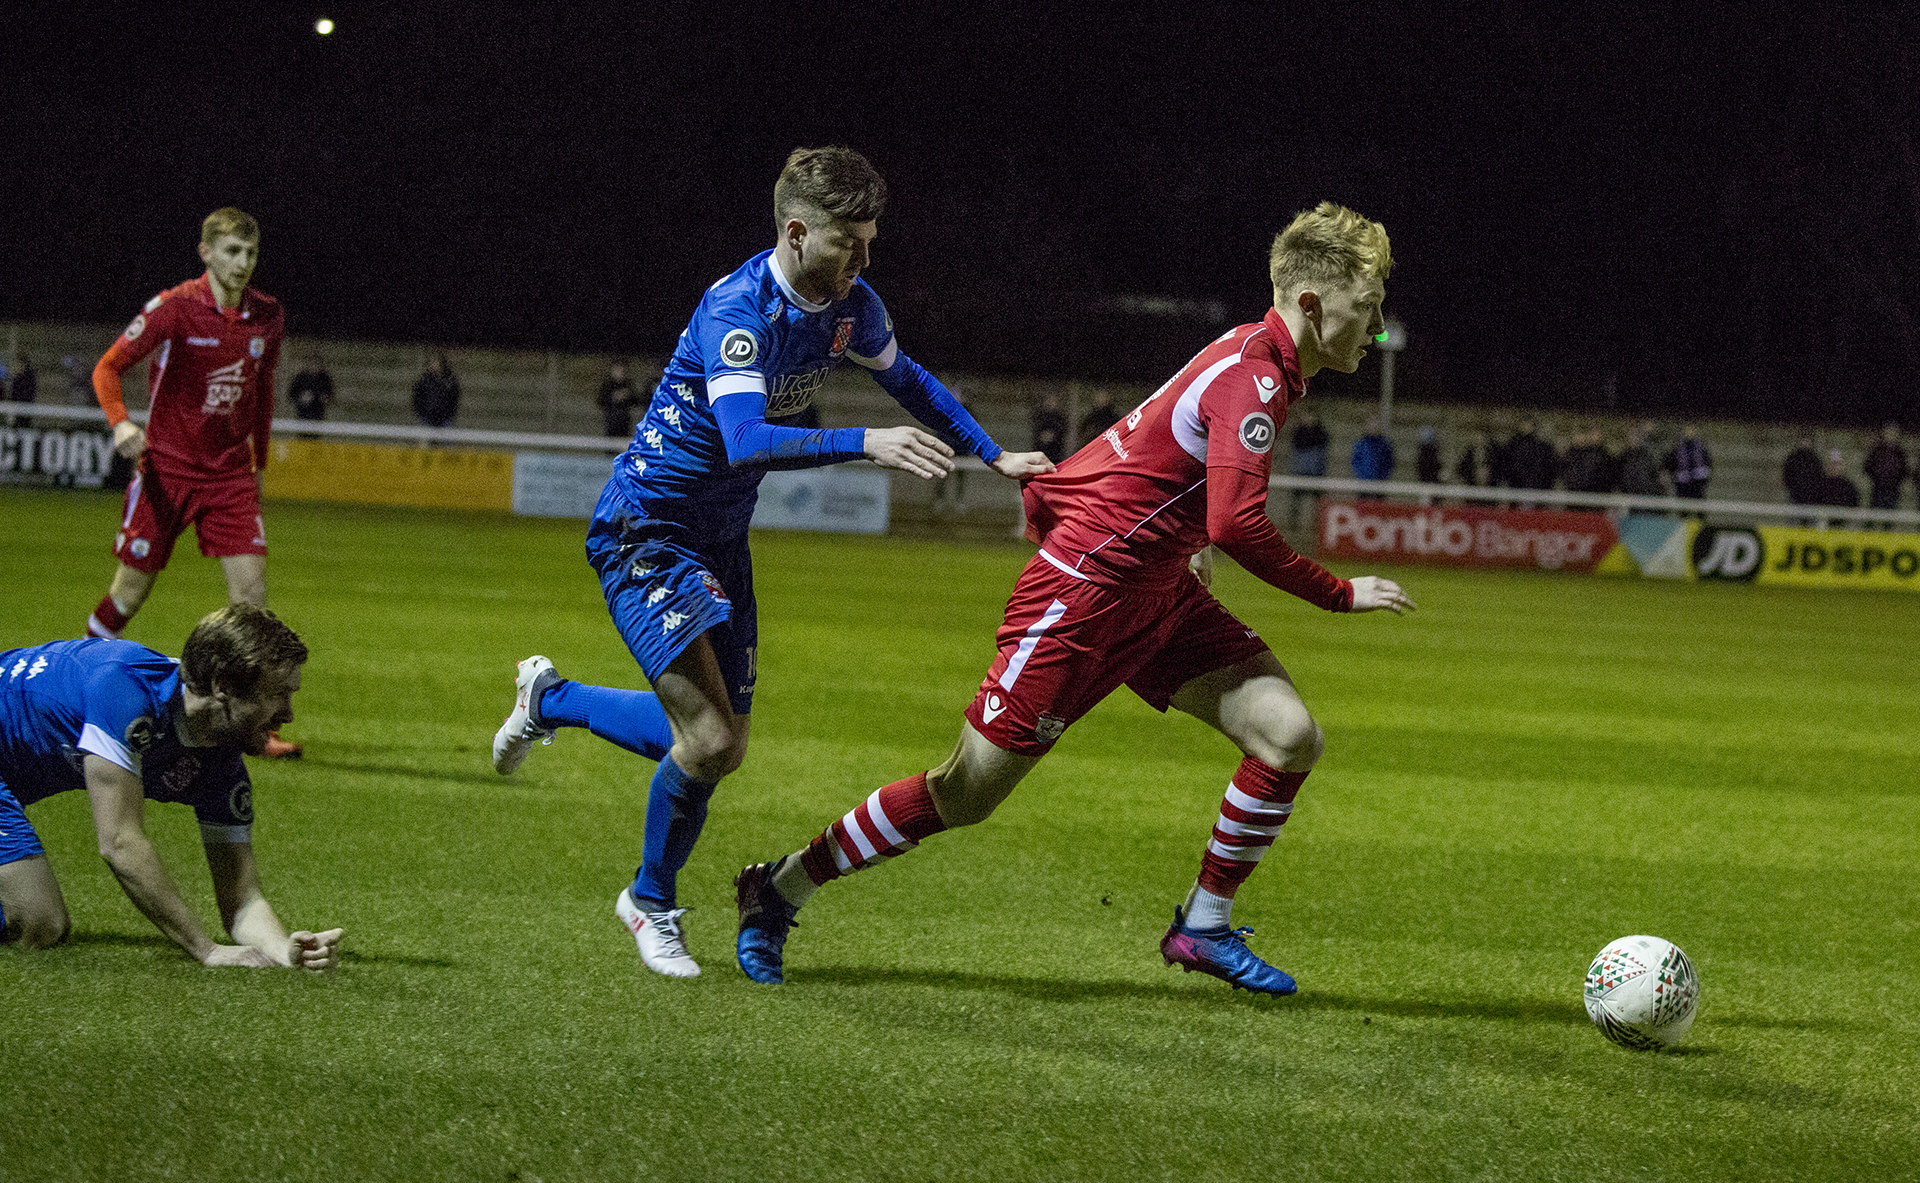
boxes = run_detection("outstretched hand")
[864,426,955,480]
[1349,575,1416,615]
[112,420,147,461]
[288,928,345,973]
[1189,546,1214,589]
[988,450,1056,479]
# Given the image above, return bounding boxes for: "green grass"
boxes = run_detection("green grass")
[2,486,1916,1182]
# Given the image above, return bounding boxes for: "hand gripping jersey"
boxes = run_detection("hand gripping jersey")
[93,275,285,482]
[607,249,1000,537]
[1023,308,1350,608]
[0,640,254,841]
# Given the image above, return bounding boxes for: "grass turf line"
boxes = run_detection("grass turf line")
[1,487,1916,1182]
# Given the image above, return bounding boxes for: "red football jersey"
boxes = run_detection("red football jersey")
[1024,308,1349,611]
[94,274,284,481]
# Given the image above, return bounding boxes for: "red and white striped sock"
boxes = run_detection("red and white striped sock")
[1184,757,1308,930]
[87,594,133,639]
[788,772,948,900]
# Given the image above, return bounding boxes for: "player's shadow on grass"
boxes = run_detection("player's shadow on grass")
[296,756,501,786]
[58,932,453,969]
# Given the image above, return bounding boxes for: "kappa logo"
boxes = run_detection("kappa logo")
[643,427,664,450]
[125,315,147,341]
[646,584,670,606]
[720,329,759,368]
[1238,412,1276,454]
[1693,526,1762,581]
[660,403,682,429]
[981,693,1007,724]
[670,381,696,405]
[1255,375,1279,404]
[660,609,690,634]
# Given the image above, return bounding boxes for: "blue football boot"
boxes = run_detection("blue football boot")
[735,861,800,984]
[1160,907,1298,995]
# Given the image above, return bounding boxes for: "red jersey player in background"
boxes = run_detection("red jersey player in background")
[734,201,1414,993]
[87,207,300,758]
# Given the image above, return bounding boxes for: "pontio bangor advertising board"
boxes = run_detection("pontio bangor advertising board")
[1317,501,1619,572]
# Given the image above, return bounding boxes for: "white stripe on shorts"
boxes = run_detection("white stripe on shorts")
[998,598,1069,691]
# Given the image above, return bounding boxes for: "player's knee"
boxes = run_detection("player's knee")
[6,906,72,951]
[674,726,747,782]
[1249,704,1322,772]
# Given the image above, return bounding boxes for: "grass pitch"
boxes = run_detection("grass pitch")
[1,487,1916,1182]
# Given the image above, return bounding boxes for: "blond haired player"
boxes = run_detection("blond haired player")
[86,208,300,758]
[735,202,1414,992]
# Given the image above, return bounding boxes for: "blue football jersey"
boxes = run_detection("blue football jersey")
[0,639,253,833]
[606,249,991,537]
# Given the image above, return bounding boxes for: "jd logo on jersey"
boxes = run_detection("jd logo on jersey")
[1692,526,1762,581]
[720,330,759,368]
[1238,412,1275,454]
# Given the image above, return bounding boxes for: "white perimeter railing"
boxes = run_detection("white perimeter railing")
[8,401,1918,533]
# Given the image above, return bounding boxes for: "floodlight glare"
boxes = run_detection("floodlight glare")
[315,17,335,35]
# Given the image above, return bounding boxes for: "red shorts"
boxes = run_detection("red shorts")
[112,468,266,572]
[963,550,1270,756]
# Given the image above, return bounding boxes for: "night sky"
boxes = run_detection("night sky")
[6,3,1919,424]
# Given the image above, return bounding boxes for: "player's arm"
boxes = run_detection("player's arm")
[857,345,1054,479]
[81,755,275,966]
[706,357,956,479]
[203,837,342,972]
[1206,466,1414,613]
[252,332,282,475]
[94,298,172,459]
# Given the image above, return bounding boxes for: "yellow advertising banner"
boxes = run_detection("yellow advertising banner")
[262,438,513,511]
[1753,525,1920,592]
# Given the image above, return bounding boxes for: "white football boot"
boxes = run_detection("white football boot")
[492,655,558,775]
[616,887,701,978]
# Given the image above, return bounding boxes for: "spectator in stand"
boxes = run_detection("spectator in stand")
[288,355,334,422]
[1664,423,1712,500]
[1031,390,1069,464]
[1453,429,1492,489]
[1351,414,1394,496]
[1503,416,1557,500]
[1864,421,1910,514]
[597,359,642,439]
[1559,423,1615,500]
[411,350,460,429]
[1076,387,1120,450]
[1616,420,1663,496]
[1286,406,1330,528]
[1814,448,1860,508]
[5,354,34,427]
[1782,432,1822,506]
[1414,424,1441,484]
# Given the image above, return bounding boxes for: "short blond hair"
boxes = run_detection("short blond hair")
[201,207,260,247]
[1269,201,1392,295]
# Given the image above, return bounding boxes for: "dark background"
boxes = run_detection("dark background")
[5,2,1919,423]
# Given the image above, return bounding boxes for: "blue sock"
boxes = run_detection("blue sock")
[538,680,673,761]
[630,754,717,908]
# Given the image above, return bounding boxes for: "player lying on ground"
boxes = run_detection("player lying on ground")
[733,202,1413,993]
[0,605,342,970]
[87,206,299,758]
[492,146,1053,979]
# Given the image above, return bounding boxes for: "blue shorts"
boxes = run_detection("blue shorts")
[0,785,47,867]
[586,489,758,716]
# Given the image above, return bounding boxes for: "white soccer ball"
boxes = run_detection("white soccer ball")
[1583,934,1700,1050]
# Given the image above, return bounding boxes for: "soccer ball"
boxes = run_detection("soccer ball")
[1583,935,1700,1050]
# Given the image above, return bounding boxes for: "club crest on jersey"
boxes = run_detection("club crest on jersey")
[700,571,730,604]
[249,337,266,358]
[1238,412,1276,454]
[203,359,247,414]
[229,782,254,824]
[720,329,759,368]
[830,317,856,357]
[1033,715,1067,743]
[125,315,146,341]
